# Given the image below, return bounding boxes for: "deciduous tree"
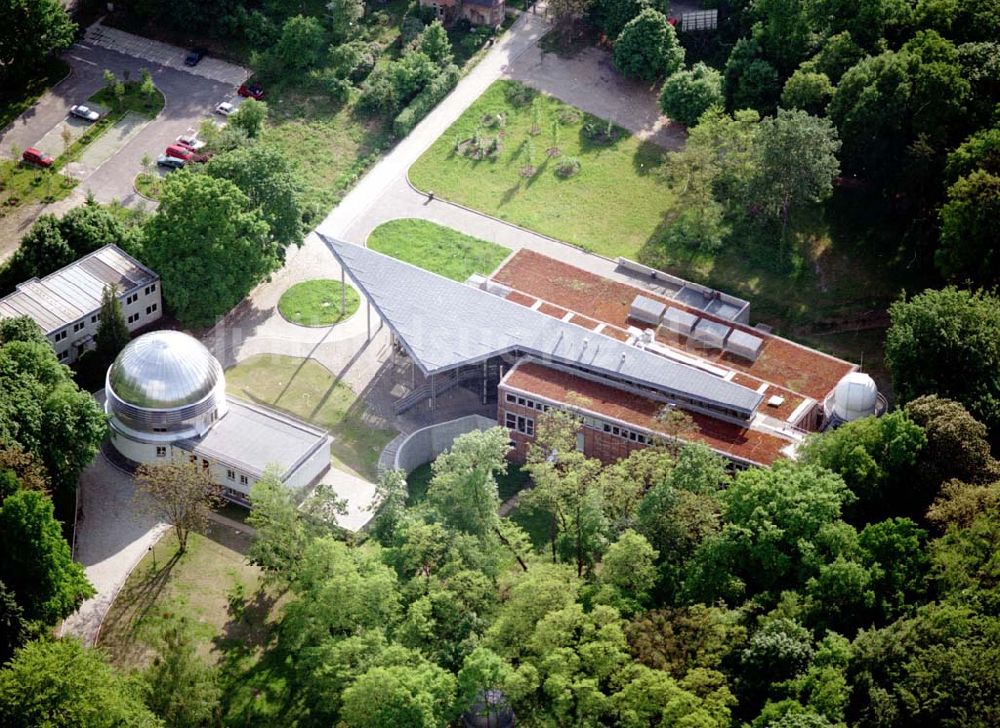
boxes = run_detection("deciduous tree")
[94,284,131,364]
[142,615,221,727]
[660,63,724,127]
[134,462,222,553]
[612,9,684,82]
[0,0,75,87]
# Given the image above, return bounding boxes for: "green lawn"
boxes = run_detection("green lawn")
[409,80,673,257]
[225,354,396,480]
[0,160,76,210]
[278,279,359,326]
[134,172,162,200]
[98,528,265,670]
[368,218,512,280]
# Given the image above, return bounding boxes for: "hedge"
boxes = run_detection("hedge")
[392,64,460,137]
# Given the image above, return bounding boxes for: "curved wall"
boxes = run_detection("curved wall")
[392,415,499,475]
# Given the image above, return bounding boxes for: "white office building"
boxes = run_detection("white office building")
[0,244,162,364]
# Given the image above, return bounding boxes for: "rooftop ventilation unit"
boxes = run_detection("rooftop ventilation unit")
[661,306,699,336]
[629,295,667,326]
[724,328,765,362]
[691,318,731,350]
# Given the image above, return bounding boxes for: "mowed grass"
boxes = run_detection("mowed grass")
[278,279,359,326]
[0,160,76,210]
[406,459,531,506]
[97,528,264,670]
[368,218,512,280]
[409,80,673,257]
[225,354,396,480]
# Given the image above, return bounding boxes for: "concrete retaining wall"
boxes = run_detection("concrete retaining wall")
[393,414,498,474]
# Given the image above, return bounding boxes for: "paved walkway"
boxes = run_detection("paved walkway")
[59,452,167,646]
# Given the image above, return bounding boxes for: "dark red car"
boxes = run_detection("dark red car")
[22,147,54,168]
[174,139,199,153]
[164,144,194,161]
[238,83,265,101]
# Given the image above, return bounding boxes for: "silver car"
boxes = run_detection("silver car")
[70,104,100,122]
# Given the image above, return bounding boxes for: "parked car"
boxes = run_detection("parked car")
[156,154,185,169]
[21,147,54,168]
[174,139,199,153]
[164,144,194,161]
[238,83,265,100]
[69,104,100,122]
[175,134,206,151]
[184,48,206,66]
[215,101,235,116]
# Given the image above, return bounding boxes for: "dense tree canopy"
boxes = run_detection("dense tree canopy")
[884,287,1000,435]
[0,0,75,87]
[660,62,724,127]
[612,9,685,82]
[142,171,275,326]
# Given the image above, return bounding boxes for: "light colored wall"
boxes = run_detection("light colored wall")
[284,437,333,489]
[393,414,498,475]
[51,279,163,364]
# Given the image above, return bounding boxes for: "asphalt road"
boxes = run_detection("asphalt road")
[0,41,240,206]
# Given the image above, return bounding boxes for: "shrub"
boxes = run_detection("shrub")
[393,65,461,137]
[660,63,725,127]
[505,83,536,107]
[555,157,582,177]
[612,9,684,82]
[329,40,378,84]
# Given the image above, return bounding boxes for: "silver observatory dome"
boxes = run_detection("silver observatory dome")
[106,331,227,432]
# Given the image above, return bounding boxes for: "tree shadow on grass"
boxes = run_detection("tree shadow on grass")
[100,548,183,641]
[632,139,666,177]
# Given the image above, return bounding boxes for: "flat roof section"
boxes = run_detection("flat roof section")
[491,250,855,402]
[322,237,764,417]
[182,397,330,479]
[502,360,791,466]
[0,245,157,335]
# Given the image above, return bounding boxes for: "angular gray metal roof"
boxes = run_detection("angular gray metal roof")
[0,244,157,334]
[322,236,763,416]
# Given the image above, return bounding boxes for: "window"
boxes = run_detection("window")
[146,303,158,315]
[125,292,138,305]
[91,314,99,324]
[239,475,249,485]
[226,469,235,481]
[505,393,517,404]
[504,412,534,435]
[517,397,526,406]
[144,284,157,295]
[72,321,84,333]
[127,313,139,324]
[153,427,167,433]
[189,455,198,464]
[54,330,67,342]
[202,459,209,471]
[156,446,167,457]
[57,350,68,361]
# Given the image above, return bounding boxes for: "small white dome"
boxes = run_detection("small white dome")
[832,372,878,422]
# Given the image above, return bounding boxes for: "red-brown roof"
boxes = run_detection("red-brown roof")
[502,361,790,466]
[492,250,854,407]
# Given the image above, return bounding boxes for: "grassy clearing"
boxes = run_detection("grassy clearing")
[278,279,359,326]
[133,172,163,200]
[0,161,76,212]
[0,58,70,132]
[409,80,673,257]
[225,354,396,480]
[97,527,265,670]
[368,218,512,280]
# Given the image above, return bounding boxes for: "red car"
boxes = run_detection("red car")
[174,139,199,153]
[238,83,265,101]
[164,144,194,161]
[22,147,54,168]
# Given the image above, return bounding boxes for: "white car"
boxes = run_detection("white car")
[69,104,100,122]
[215,102,235,116]
[176,134,206,150]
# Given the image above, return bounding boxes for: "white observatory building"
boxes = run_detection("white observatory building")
[821,372,888,430]
[105,331,331,505]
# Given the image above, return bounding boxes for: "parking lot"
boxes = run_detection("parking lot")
[0,23,249,207]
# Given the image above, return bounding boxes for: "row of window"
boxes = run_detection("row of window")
[50,284,160,344]
[226,469,250,486]
[504,392,552,413]
[602,422,650,445]
[504,411,535,437]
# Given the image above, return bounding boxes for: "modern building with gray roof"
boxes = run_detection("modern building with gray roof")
[106,331,331,506]
[321,236,763,422]
[0,244,162,364]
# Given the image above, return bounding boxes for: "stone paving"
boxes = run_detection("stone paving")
[31,113,98,158]
[59,452,167,646]
[85,19,251,87]
[75,111,150,173]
